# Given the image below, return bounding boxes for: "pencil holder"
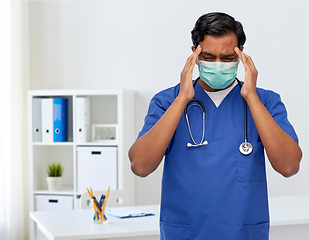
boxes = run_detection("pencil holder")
[92,198,108,224]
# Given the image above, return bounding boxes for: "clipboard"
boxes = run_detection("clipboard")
[105,207,155,219]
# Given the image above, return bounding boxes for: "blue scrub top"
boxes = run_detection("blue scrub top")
[138,81,298,240]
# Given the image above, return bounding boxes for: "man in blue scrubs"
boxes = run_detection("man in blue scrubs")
[129,12,302,240]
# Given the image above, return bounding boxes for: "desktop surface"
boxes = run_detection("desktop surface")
[30,205,160,240]
[30,196,309,240]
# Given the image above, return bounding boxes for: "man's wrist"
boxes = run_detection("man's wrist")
[244,92,259,105]
[175,94,192,108]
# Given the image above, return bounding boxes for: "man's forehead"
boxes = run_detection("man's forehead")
[200,50,236,56]
[200,34,238,51]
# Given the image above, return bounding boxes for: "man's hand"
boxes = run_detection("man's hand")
[235,47,258,100]
[179,45,202,102]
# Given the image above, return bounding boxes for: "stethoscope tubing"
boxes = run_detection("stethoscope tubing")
[235,78,248,143]
[185,77,252,154]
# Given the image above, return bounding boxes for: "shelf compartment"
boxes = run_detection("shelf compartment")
[89,95,118,125]
[33,146,74,192]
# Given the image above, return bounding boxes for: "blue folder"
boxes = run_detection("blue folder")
[53,98,68,142]
[105,207,155,219]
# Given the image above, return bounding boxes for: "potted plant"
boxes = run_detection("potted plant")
[46,162,64,191]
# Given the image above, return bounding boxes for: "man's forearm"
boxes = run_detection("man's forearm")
[246,93,302,177]
[128,95,189,177]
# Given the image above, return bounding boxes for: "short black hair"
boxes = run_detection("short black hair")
[191,12,246,49]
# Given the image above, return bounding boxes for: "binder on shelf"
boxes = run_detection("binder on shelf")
[75,97,90,143]
[42,98,54,143]
[53,98,68,142]
[32,98,42,142]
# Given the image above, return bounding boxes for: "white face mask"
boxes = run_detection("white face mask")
[199,61,238,89]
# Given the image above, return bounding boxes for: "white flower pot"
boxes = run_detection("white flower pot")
[46,177,62,191]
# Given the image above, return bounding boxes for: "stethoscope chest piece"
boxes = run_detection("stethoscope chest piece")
[239,141,253,155]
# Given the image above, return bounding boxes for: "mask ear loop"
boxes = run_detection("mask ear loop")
[236,77,253,155]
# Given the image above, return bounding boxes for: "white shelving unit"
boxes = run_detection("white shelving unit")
[28,89,135,240]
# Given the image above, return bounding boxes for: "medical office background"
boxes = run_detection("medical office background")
[1,0,308,239]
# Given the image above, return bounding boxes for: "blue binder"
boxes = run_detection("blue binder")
[53,98,68,142]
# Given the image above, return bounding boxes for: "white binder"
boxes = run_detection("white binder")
[42,98,53,143]
[76,146,117,193]
[75,97,90,143]
[32,98,42,142]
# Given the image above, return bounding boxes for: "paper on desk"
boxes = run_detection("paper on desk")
[105,207,155,219]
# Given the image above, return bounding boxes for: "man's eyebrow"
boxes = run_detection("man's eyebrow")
[220,53,237,58]
[200,52,237,58]
[200,51,215,56]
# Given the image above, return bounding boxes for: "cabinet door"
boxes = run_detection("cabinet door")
[76,146,117,193]
[34,195,73,240]
[35,195,74,211]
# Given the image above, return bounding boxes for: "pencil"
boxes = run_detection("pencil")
[87,188,93,198]
[93,201,102,219]
[101,186,110,220]
[87,188,98,221]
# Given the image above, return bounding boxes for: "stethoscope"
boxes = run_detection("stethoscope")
[185,77,253,155]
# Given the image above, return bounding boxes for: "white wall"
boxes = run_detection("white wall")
[29,0,309,205]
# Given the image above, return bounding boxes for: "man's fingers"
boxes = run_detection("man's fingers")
[234,47,243,61]
[242,52,256,71]
[189,45,202,70]
[235,47,256,70]
[183,57,195,74]
[183,45,202,72]
[235,47,258,81]
[193,45,202,58]
[244,54,256,70]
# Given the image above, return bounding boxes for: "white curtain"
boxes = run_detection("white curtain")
[0,1,29,239]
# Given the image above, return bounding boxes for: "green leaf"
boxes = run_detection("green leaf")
[47,162,64,177]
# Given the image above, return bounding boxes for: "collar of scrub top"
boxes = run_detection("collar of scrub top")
[185,77,253,155]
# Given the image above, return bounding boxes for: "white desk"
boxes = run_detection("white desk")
[269,195,309,240]
[30,196,309,240]
[269,195,309,226]
[30,205,160,240]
